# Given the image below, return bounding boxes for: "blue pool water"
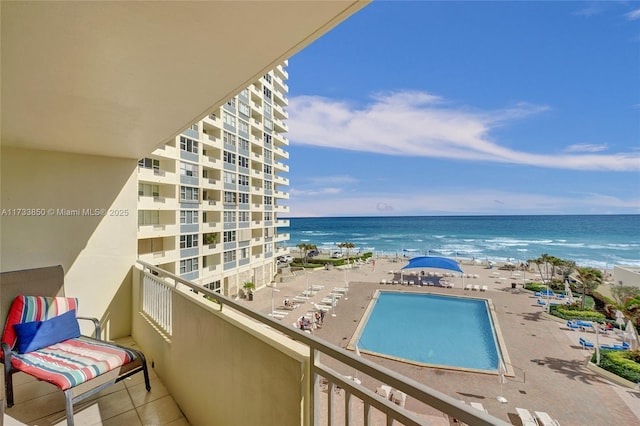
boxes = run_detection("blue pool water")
[358,292,500,371]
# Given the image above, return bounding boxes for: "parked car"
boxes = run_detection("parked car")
[277,255,293,263]
[330,251,343,258]
[308,250,319,258]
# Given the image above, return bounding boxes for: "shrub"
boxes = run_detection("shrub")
[525,283,546,292]
[593,349,640,383]
[550,305,606,321]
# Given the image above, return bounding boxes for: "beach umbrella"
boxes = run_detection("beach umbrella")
[625,320,637,349]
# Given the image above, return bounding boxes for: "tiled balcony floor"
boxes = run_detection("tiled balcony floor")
[3,337,189,426]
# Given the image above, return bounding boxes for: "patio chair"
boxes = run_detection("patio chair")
[390,388,407,407]
[1,265,151,426]
[534,410,561,426]
[516,407,539,426]
[480,285,488,292]
[375,384,392,399]
[579,337,594,349]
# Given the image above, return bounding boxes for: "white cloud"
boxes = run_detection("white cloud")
[288,91,640,172]
[289,187,343,197]
[564,143,609,153]
[625,9,640,20]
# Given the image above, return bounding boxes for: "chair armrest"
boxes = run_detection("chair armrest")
[76,316,101,339]
[2,341,13,373]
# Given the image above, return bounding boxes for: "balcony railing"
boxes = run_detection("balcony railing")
[134,261,509,426]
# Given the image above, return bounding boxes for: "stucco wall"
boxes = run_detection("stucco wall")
[0,146,137,338]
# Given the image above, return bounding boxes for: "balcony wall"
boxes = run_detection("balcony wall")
[131,266,310,425]
[0,146,137,339]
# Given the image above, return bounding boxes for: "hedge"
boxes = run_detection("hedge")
[549,305,606,321]
[592,350,640,384]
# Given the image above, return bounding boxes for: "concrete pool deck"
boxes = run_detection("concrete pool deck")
[243,258,640,425]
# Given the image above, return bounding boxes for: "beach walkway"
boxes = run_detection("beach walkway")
[242,258,639,425]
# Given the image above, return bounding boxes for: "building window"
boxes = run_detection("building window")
[263,73,272,84]
[263,87,272,100]
[264,196,272,206]
[223,131,236,146]
[239,247,249,260]
[239,211,250,222]
[238,193,249,204]
[238,120,249,134]
[226,98,236,108]
[264,149,272,162]
[264,180,272,191]
[264,211,273,221]
[223,230,236,243]
[223,250,236,262]
[238,137,249,151]
[180,162,198,177]
[180,234,199,249]
[224,112,236,128]
[180,257,199,274]
[238,156,249,168]
[190,123,199,132]
[180,136,199,154]
[240,88,249,98]
[180,186,199,202]
[180,210,198,224]
[138,183,159,197]
[263,164,272,175]
[264,103,272,116]
[224,191,237,204]
[204,280,221,293]
[264,118,273,130]
[223,151,236,165]
[238,174,249,186]
[264,133,272,145]
[138,158,159,170]
[138,210,159,225]
[264,243,273,254]
[238,102,250,117]
[223,171,236,185]
[223,211,236,223]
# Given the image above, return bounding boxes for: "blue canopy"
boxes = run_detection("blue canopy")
[401,256,463,273]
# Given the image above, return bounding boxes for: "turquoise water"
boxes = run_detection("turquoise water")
[283,215,640,268]
[358,292,500,371]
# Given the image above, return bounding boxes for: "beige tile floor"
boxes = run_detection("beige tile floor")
[3,337,189,426]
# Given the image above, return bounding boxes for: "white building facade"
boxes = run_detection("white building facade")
[137,64,290,297]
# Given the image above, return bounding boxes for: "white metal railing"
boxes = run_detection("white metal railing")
[142,271,173,335]
[136,260,510,426]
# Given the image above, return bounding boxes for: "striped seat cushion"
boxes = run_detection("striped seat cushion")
[2,295,79,350]
[10,336,137,390]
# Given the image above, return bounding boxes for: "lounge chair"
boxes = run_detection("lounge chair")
[537,298,546,306]
[470,402,488,413]
[380,279,387,285]
[579,337,594,349]
[480,285,488,292]
[375,384,392,399]
[566,320,580,330]
[473,285,480,291]
[390,389,407,407]
[465,284,473,291]
[535,410,561,426]
[600,342,629,351]
[1,266,151,426]
[516,408,539,426]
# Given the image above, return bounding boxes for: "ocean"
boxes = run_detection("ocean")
[282,215,640,268]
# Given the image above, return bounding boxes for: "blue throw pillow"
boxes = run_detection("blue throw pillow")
[13,309,81,354]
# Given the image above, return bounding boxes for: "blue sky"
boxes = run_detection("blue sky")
[284,1,639,217]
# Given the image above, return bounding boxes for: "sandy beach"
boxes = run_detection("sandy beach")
[242,256,639,426]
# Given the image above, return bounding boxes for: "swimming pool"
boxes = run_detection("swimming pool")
[356,292,501,372]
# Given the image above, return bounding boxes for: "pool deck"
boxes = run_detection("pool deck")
[244,259,640,425]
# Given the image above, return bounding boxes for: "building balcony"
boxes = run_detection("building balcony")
[137,195,179,211]
[274,205,290,214]
[274,161,289,173]
[138,249,179,265]
[274,175,289,186]
[276,219,290,227]
[274,232,289,242]
[274,189,290,200]
[137,223,179,239]
[273,145,289,160]
[137,167,177,185]
[152,144,178,159]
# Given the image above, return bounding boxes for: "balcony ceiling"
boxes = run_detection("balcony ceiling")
[1,1,367,159]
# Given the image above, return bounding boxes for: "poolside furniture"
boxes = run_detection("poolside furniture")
[470,402,488,413]
[310,284,325,291]
[1,266,151,426]
[472,285,479,291]
[537,298,546,306]
[333,287,348,293]
[566,320,580,330]
[579,337,594,349]
[516,408,539,426]
[600,342,630,351]
[465,284,473,291]
[390,389,407,407]
[480,285,488,292]
[535,410,561,426]
[269,311,288,319]
[375,384,392,399]
[380,279,387,284]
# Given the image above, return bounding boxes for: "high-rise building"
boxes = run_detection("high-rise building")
[137,63,290,297]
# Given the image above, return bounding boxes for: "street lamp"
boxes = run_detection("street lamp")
[331,292,336,317]
[344,266,349,300]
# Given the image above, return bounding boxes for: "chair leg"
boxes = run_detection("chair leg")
[4,369,14,407]
[64,389,75,426]
[137,350,152,392]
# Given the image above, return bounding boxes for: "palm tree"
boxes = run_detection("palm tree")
[296,243,315,265]
[338,242,355,261]
[575,267,603,310]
